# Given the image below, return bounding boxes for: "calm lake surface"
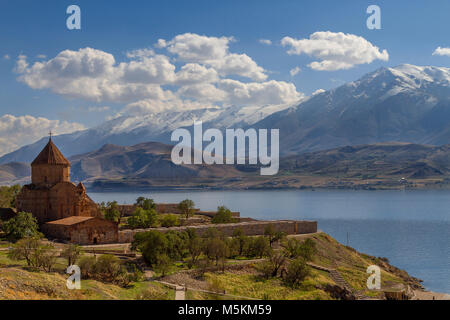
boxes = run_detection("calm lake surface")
[89,190,450,293]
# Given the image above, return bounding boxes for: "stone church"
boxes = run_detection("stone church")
[16,137,118,244]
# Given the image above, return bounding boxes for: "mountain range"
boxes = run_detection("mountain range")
[1,64,449,168]
[1,140,448,189]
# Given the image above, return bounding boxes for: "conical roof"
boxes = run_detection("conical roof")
[31,138,70,166]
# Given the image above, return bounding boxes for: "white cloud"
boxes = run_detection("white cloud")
[0,114,85,156]
[15,33,304,116]
[15,48,176,102]
[290,66,301,76]
[281,31,389,71]
[433,47,450,57]
[160,33,267,81]
[259,39,272,45]
[312,88,325,95]
[3,54,10,60]
[36,54,47,59]
[175,63,219,85]
[217,79,303,106]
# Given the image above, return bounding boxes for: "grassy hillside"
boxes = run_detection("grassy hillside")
[0,232,422,300]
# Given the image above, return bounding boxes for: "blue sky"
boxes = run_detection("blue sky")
[0,0,449,155]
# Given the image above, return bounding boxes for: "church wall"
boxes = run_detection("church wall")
[32,164,70,185]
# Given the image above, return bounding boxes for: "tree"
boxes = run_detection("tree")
[33,243,58,272]
[0,185,21,208]
[128,207,158,229]
[100,201,122,223]
[264,225,286,247]
[203,238,229,266]
[247,236,270,258]
[159,214,180,227]
[138,231,169,266]
[154,254,171,276]
[8,237,40,266]
[135,197,156,210]
[187,237,203,268]
[283,258,310,288]
[177,199,195,219]
[3,211,42,242]
[211,206,235,224]
[61,244,82,267]
[232,228,249,256]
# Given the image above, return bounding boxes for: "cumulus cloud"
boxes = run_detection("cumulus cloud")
[15,48,176,102]
[312,89,326,95]
[281,31,389,71]
[259,39,272,45]
[290,66,301,76]
[433,47,450,57]
[160,33,267,81]
[0,115,85,156]
[15,33,304,116]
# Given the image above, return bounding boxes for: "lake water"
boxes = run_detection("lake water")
[89,190,450,293]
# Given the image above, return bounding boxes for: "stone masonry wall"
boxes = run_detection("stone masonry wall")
[118,220,317,243]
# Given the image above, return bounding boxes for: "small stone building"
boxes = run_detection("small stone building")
[42,216,118,245]
[15,137,117,244]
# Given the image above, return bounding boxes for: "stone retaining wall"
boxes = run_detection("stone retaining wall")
[118,220,317,243]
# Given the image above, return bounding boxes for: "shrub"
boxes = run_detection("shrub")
[3,212,42,242]
[246,236,270,258]
[232,228,250,257]
[61,244,82,267]
[8,238,57,271]
[100,201,122,223]
[284,258,310,288]
[135,197,156,210]
[8,237,40,266]
[128,207,158,229]
[78,256,97,278]
[211,206,235,224]
[177,199,195,219]
[160,214,180,227]
[264,225,286,247]
[0,184,21,208]
[203,237,229,267]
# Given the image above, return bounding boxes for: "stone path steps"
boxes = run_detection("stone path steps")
[307,262,373,300]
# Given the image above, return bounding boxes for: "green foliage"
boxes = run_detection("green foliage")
[78,254,132,286]
[232,228,250,256]
[187,237,203,268]
[100,201,121,223]
[135,231,169,266]
[128,207,158,229]
[282,238,317,261]
[8,238,58,271]
[259,251,286,278]
[283,258,310,288]
[60,244,82,267]
[211,206,235,224]
[0,184,21,208]
[154,254,171,276]
[7,237,40,266]
[204,237,229,267]
[159,214,180,227]
[3,211,42,242]
[264,225,287,247]
[135,197,156,210]
[177,199,195,219]
[245,236,270,258]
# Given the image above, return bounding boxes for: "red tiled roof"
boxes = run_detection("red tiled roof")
[45,216,94,226]
[31,139,70,166]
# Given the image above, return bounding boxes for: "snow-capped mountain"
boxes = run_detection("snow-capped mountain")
[0,102,297,164]
[2,64,449,163]
[252,64,450,154]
